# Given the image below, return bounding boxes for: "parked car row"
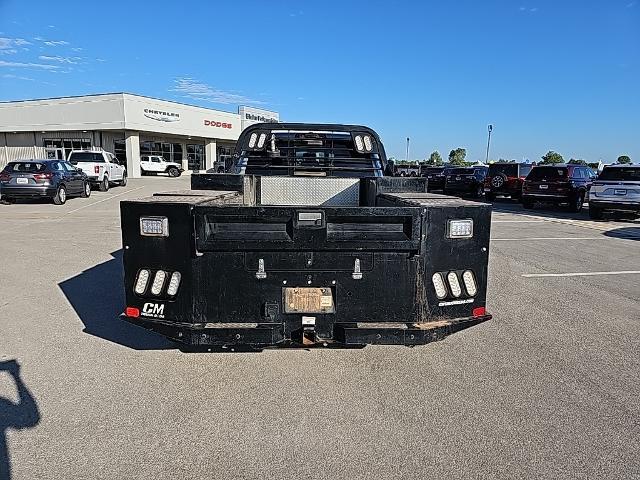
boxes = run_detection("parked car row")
[0,149,127,205]
[424,162,640,220]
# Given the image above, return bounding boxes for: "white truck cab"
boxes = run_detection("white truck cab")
[140,155,184,177]
[68,150,127,192]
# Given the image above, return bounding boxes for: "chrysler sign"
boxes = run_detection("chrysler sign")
[144,108,180,123]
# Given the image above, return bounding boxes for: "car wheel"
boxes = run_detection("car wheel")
[522,199,535,209]
[0,195,14,204]
[53,185,67,205]
[168,167,180,177]
[569,192,584,213]
[81,181,91,198]
[119,171,128,186]
[485,192,496,201]
[589,205,604,220]
[99,176,109,192]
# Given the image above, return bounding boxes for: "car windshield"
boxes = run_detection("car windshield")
[527,167,568,181]
[449,168,475,175]
[5,162,47,173]
[488,164,519,177]
[68,152,105,164]
[598,167,640,181]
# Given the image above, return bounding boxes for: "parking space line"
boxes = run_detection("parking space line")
[492,220,545,223]
[522,270,640,278]
[492,236,606,241]
[63,186,146,215]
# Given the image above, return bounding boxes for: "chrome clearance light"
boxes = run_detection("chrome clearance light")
[134,269,150,295]
[447,272,462,297]
[248,132,258,148]
[447,219,473,239]
[151,270,166,296]
[257,133,267,148]
[140,216,169,237]
[363,135,373,152]
[166,271,182,297]
[432,272,448,299]
[354,135,364,152]
[462,270,477,296]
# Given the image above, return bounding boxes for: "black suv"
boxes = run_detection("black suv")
[522,164,596,212]
[421,166,449,191]
[443,167,487,198]
[484,163,533,201]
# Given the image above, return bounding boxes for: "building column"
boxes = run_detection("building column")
[205,139,217,172]
[125,131,141,178]
[181,142,188,172]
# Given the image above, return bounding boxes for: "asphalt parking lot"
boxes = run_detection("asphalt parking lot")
[1,176,639,480]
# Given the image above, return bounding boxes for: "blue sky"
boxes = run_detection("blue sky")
[0,0,638,163]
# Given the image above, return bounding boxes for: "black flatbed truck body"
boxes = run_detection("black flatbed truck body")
[120,124,492,349]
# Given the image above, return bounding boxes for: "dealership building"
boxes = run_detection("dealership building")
[0,93,279,177]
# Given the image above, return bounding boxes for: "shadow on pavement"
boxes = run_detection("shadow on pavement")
[603,227,640,241]
[0,360,40,480]
[58,249,173,350]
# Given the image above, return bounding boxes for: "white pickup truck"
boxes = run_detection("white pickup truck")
[140,155,184,177]
[68,150,127,192]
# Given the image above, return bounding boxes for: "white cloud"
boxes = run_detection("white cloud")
[2,73,35,81]
[0,60,59,70]
[39,55,80,64]
[72,47,83,52]
[530,7,538,12]
[39,37,69,47]
[171,77,265,105]
[95,58,106,62]
[0,37,31,51]
[0,49,18,55]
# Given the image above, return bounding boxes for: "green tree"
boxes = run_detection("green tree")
[617,155,632,165]
[568,158,587,165]
[448,148,467,166]
[426,150,443,166]
[541,151,564,164]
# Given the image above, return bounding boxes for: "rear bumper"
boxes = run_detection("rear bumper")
[0,185,56,197]
[522,193,569,201]
[589,200,640,212]
[121,313,492,348]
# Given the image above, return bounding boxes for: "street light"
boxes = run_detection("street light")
[406,137,410,163]
[485,124,493,164]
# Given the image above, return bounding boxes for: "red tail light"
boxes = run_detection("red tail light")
[125,307,140,318]
[33,172,53,180]
[94,165,100,174]
[472,307,486,317]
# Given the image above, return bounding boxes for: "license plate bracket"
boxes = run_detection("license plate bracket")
[614,189,627,196]
[283,287,335,314]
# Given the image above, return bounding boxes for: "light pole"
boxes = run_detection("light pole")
[406,137,410,163]
[485,124,493,164]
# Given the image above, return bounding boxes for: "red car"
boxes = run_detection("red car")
[483,163,533,201]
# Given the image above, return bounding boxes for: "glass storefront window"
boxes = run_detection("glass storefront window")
[187,144,204,170]
[114,139,127,165]
[140,141,184,164]
[44,138,91,160]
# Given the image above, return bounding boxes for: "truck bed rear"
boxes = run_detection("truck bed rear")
[120,175,492,348]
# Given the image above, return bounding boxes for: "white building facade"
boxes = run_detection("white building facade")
[0,93,279,177]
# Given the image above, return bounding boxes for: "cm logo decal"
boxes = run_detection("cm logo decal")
[142,302,165,318]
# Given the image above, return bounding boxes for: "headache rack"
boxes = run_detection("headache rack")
[227,123,389,177]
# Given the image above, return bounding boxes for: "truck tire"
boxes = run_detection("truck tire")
[589,205,603,220]
[168,167,181,177]
[99,176,110,192]
[569,191,584,213]
[119,171,128,186]
[81,180,92,198]
[1,195,14,204]
[53,185,67,205]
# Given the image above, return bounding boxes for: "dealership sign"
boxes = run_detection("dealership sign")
[143,108,180,122]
